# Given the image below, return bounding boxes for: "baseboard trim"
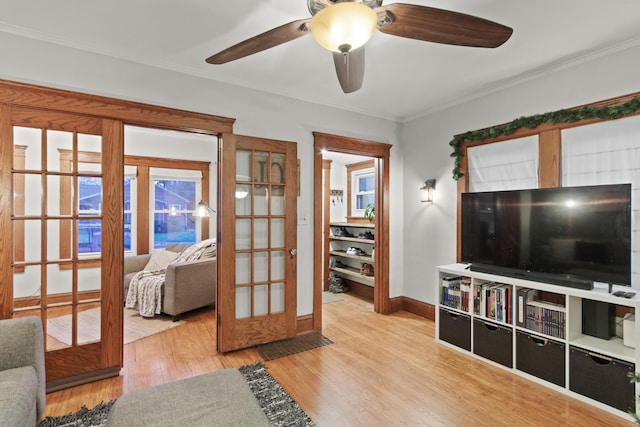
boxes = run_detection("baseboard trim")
[297,314,314,333]
[389,296,435,321]
[342,279,374,300]
[46,366,121,393]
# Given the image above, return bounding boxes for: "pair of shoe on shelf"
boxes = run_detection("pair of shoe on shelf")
[330,259,349,269]
[358,231,374,240]
[360,262,374,276]
[333,226,353,237]
[329,274,349,293]
[346,246,367,256]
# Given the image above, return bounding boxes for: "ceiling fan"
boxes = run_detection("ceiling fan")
[206,0,512,93]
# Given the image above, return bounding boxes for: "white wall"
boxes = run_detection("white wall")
[329,158,348,223]
[402,42,640,304]
[0,32,404,314]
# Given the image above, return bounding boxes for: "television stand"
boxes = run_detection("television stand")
[436,263,638,421]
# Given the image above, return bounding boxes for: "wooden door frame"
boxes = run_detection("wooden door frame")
[0,79,234,390]
[322,159,332,291]
[313,132,392,330]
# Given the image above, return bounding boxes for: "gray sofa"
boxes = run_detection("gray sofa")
[124,243,216,321]
[0,316,46,427]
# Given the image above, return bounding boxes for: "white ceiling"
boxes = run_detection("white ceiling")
[2,0,640,122]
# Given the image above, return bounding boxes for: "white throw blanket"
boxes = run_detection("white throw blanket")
[126,269,166,317]
[125,238,217,317]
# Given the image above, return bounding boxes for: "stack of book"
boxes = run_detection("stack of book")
[516,288,565,339]
[440,276,471,312]
[473,282,512,324]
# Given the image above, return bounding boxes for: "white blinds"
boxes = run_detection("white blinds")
[562,114,640,286]
[562,115,640,186]
[467,135,539,192]
[149,167,202,181]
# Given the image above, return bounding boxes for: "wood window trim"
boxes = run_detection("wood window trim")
[455,90,640,262]
[58,149,211,264]
[346,159,375,222]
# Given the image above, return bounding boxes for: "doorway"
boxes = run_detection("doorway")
[312,132,392,330]
[322,151,376,299]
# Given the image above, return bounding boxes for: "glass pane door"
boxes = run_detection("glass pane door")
[217,134,297,352]
[13,126,103,350]
[4,108,123,387]
[235,150,286,319]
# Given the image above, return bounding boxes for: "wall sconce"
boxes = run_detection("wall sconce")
[193,200,216,217]
[420,179,436,203]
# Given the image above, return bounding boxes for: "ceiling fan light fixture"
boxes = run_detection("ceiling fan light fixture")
[310,2,377,53]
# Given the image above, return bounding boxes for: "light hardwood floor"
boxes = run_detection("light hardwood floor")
[44,293,634,426]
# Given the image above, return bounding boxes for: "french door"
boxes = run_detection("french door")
[217,134,297,352]
[0,105,122,389]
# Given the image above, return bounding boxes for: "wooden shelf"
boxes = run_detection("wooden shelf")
[330,250,372,262]
[329,223,375,289]
[330,222,374,229]
[329,236,375,244]
[330,266,374,287]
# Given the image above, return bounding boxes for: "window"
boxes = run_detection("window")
[75,174,136,255]
[150,168,202,249]
[562,114,640,285]
[58,151,208,258]
[77,176,102,254]
[346,159,375,220]
[467,135,539,192]
[353,168,375,213]
[123,175,134,252]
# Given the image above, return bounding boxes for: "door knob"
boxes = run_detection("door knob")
[289,248,297,257]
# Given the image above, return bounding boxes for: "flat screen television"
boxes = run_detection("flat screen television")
[461,184,632,290]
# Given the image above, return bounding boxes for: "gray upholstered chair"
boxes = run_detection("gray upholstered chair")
[124,243,216,321]
[0,316,46,427]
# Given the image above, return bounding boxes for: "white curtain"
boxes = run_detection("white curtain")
[562,115,640,286]
[468,135,539,192]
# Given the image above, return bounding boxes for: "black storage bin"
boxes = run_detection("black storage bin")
[439,308,471,351]
[516,331,565,387]
[569,346,635,412]
[473,319,513,368]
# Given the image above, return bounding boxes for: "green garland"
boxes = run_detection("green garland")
[449,96,640,180]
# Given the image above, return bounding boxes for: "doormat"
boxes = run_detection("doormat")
[254,331,334,361]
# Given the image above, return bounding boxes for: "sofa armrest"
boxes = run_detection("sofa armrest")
[163,258,216,317]
[0,316,46,420]
[124,254,151,276]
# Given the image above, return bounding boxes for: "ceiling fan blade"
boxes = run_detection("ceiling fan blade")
[206,18,311,64]
[332,46,365,94]
[377,3,512,48]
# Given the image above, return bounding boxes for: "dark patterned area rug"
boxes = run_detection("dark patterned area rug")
[38,401,113,427]
[240,363,315,427]
[37,363,314,427]
[255,331,335,361]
